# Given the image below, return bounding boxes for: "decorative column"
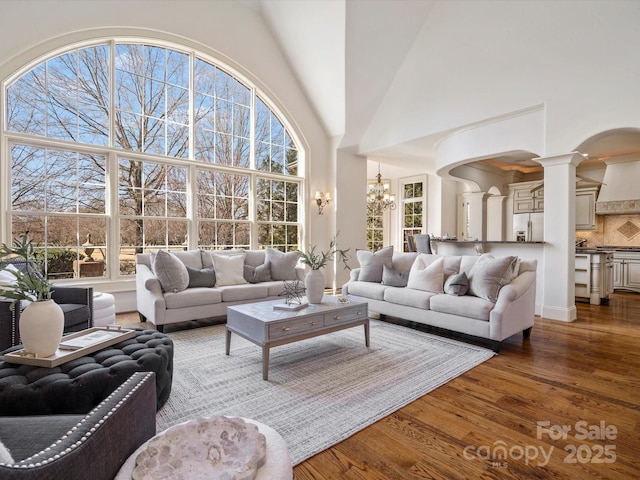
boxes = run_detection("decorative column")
[536,152,586,322]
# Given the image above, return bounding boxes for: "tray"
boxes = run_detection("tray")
[3,326,136,368]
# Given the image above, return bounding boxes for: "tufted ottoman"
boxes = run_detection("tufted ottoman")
[0,329,173,416]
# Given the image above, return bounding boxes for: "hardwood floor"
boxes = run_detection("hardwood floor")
[119,293,640,479]
[289,292,640,479]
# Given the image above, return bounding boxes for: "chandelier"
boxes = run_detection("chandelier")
[367,164,396,214]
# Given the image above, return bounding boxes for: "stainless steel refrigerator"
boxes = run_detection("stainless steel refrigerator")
[513,212,544,242]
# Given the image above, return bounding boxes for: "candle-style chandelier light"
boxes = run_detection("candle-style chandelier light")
[367,164,396,214]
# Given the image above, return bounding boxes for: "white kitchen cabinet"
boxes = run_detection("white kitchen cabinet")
[510,181,544,214]
[613,252,640,293]
[575,187,598,231]
[575,251,613,305]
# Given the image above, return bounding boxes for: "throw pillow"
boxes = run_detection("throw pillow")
[0,439,14,464]
[185,266,216,288]
[151,250,189,293]
[244,262,272,283]
[407,256,444,293]
[444,272,469,296]
[265,248,298,281]
[381,264,410,287]
[212,252,248,287]
[356,246,393,283]
[467,254,519,302]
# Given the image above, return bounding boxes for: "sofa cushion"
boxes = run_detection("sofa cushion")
[186,266,216,288]
[356,246,393,283]
[151,250,189,293]
[391,251,418,273]
[407,256,444,293]
[444,272,469,296]
[381,264,410,287]
[212,252,247,287]
[346,281,388,300]
[171,250,203,269]
[429,294,495,321]
[200,249,244,268]
[468,254,519,302]
[264,280,293,297]
[244,262,272,283]
[265,248,299,281]
[384,287,437,309]
[219,284,270,302]
[244,250,266,267]
[164,287,223,309]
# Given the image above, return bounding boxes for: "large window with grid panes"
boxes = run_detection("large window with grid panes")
[3,40,303,280]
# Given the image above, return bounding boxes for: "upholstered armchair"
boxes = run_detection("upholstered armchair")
[0,259,93,351]
[0,372,156,480]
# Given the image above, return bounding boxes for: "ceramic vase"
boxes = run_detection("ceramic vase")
[305,269,325,304]
[19,299,64,357]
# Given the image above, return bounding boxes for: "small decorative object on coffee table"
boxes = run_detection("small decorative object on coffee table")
[275,280,307,311]
[227,296,369,380]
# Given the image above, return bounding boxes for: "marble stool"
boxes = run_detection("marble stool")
[93,292,116,327]
[115,417,293,480]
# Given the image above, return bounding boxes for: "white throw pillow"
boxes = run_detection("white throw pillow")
[0,264,19,287]
[212,252,248,287]
[407,256,445,293]
[151,250,190,293]
[356,246,394,283]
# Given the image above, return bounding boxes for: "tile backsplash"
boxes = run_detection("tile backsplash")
[578,214,640,247]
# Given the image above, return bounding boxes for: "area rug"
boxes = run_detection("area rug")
[156,319,495,465]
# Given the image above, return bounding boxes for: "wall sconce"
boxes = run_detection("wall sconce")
[315,191,331,214]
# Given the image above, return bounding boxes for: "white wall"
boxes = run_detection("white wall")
[361,1,640,161]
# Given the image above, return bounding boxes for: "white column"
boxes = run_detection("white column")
[536,152,586,322]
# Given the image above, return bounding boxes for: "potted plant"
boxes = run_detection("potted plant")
[0,233,64,356]
[296,235,350,304]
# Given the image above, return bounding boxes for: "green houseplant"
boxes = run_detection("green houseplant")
[0,233,63,356]
[0,232,53,309]
[296,235,350,304]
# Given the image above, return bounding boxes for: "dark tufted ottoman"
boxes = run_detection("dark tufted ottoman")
[0,329,173,416]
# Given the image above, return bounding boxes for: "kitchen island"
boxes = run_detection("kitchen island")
[575,249,614,305]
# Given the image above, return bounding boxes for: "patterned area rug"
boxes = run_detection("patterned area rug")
[156,319,495,465]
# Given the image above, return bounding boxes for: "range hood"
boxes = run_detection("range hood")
[595,158,640,214]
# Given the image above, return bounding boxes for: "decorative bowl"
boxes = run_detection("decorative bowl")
[132,416,266,480]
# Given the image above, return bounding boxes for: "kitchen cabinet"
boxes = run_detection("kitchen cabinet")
[613,252,640,293]
[510,181,544,214]
[575,251,613,305]
[575,187,598,231]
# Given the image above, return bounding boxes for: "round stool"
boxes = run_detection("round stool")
[115,417,293,480]
[93,292,116,327]
[0,329,173,415]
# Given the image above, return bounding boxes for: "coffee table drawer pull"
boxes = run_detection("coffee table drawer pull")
[282,327,290,331]
[310,321,317,326]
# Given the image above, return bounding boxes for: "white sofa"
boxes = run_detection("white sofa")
[342,249,537,352]
[136,249,304,332]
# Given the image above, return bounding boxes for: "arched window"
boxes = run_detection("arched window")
[4,41,303,279]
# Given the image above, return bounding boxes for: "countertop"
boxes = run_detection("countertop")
[576,246,640,253]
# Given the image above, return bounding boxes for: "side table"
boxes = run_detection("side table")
[93,292,116,327]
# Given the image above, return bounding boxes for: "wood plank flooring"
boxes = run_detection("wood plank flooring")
[117,292,640,479]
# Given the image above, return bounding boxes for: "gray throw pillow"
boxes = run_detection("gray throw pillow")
[186,266,216,288]
[468,254,519,302]
[151,250,189,293]
[244,262,272,283]
[356,246,393,283]
[444,272,469,296]
[381,264,410,287]
[265,248,299,280]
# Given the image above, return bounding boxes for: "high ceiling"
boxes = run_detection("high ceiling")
[247,0,640,178]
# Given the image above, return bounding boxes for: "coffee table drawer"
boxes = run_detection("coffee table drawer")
[324,305,367,326]
[268,315,324,339]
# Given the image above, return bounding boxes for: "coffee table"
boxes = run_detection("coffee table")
[226,295,369,380]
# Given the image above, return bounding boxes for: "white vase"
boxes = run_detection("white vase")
[305,269,325,304]
[19,299,65,357]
